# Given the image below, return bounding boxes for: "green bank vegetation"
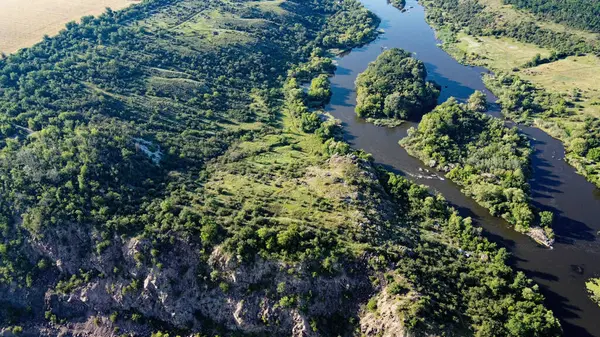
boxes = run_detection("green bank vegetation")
[586,278,600,306]
[390,0,407,10]
[238,68,561,334]
[400,92,554,243]
[418,0,600,189]
[411,0,600,307]
[377,170,560,335]
[0,0,562,335]
[483,70,600,188]
[503,0,600,33]
[422,0,598,56]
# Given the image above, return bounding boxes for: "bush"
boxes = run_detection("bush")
[539,211,554,228]
[366,297,378,312]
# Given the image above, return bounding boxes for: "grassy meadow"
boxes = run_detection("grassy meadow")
[478,0,599,43]
[444,0,600,123]
[455,34,550,70]
[454,35,600,120]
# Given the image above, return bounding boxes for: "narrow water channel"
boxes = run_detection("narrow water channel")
[325,0,600,335]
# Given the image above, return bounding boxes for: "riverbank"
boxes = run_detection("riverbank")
[327,0,600,335]
[398,95,556,247]
[419,0,600,189]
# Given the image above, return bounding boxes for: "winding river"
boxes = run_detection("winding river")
[326,0,600,335]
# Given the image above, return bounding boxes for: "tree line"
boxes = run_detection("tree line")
[504,0,600,33]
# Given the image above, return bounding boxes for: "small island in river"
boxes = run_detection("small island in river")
[400,92,555,246]
[355,48,440,124]
[389,0,407,10]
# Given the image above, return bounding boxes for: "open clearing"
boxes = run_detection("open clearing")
[478,0,599,43]
[445,0,600,113]
[457,34,600,119]
[454,33,600,119]
[0,0,139,54]
[521,55,600,118]
[456,33,550,70]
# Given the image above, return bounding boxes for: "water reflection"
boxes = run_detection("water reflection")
[325,0,600,335]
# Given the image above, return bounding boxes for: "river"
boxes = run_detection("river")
[325,0,600,335]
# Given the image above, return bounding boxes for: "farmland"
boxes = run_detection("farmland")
[0,0,138,54]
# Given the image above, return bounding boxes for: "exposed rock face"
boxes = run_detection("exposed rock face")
[527,227,555,248]
[360,289,409,337]
[3,155,413,337]
[37,239,373,336]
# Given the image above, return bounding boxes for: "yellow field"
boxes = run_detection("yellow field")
[521,55,600,118]
[456,34,550,70]
[0,0,139,54]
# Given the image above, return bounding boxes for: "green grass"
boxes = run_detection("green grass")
[202,113,362,231]
[139,0,279,46]
[442,0,600,118]
[520,55,600,119]
[439,0,600,122]
[455,34,550,70]
[249,0,289,16]
[479,0,599,43]
[451,33,600,120]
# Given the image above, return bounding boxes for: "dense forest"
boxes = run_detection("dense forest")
[355,48,439,121]
[0,0,562,335]
[503,0,600,33]
[401,93,554,243]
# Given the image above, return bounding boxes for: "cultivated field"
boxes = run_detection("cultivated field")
[0,0,139,54]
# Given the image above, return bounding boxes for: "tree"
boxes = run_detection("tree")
[300,112,321,133]
[586,147,600,162]
[586,278,600,305]
[401,98,536,232]
[308,74,331,105]
[569,137,588,156]
[539,211,554,228]
[355,48,440,121]
[467,90,488,112]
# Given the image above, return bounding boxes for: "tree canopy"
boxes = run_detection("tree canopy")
[0,0,562,335]
[401,93,552,237]
[355,48,440,121]
[503,0,600,33]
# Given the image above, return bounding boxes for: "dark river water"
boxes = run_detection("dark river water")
[325,0,600,335]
